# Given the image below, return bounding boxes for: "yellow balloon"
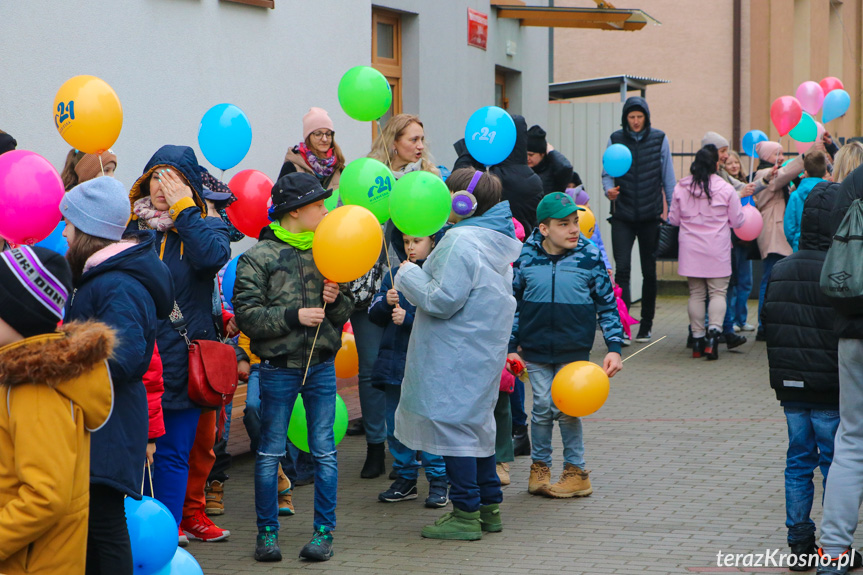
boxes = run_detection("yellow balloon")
[578,205,596,238]
[313,205,383,283]
[53,75,123,154]
[335,334,359,379]
[551,361,609,417]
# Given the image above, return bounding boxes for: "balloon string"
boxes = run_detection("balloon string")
[147,460,154,497]
[220,169,225,182]
[301,302,327,388]
[98,154,105,177]
[377,120,394,172]
[621,335,666,363]
[141,467,146,495]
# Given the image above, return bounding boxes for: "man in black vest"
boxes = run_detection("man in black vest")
[602,96,677,343]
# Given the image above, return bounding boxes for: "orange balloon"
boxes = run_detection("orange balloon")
[551,361,609,417]
[313,205,383,283]
[578,205,596,238]
[335,334,359,379]
[53,75,123,154]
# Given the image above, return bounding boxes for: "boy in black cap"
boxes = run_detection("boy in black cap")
[233,172,354,563]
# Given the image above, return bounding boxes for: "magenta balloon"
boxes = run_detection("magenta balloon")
[770,96,803,137]
[795,81,825,116]
[734,204,764,242]
[0,150,65,245]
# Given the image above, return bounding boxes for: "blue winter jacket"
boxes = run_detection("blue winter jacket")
[65,232,173,498]
[784,177,827,252]
[511,229,624,363]
[126,145,231,410]
[368,267,416,388]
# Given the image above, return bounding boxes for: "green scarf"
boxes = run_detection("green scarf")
[269,222,314,250]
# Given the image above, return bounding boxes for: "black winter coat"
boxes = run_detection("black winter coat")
[533,150,573,195]
[829,165,863,339]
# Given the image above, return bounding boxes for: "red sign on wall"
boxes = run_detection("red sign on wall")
[468,8,488,51]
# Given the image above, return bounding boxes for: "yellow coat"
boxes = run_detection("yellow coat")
[0,322,114,575]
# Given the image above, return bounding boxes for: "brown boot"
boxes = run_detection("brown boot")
[547,464,592,498]
[278,464,294,516]
[496,462,511,486]
[205,480,224,515]
[528,462,551,496]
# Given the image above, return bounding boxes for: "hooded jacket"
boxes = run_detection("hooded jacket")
[532,149,574,196]
[763,182,839,405]
[453,115,545,231]
[127,145,231,410]
[828,165,863,339]
[65,233,173,498]
[602,97,677,223]
[784,177,828,252]
[0,322,114,575]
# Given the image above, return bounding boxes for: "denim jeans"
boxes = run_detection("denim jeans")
[149,408,200,525]
[727,245,753,328]
[758,254,785,332]
[351,310,387,444]
[255,360,338,533]
[495,391,514,464]
[510,377,528,428]
[784,407,839,545]
[384,385,446,481]
[443,455,501,512]
[526,362,585,468]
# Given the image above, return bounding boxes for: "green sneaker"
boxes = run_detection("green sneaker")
[254,527,281,562]
[479,503,502,533]
[421,508,482,540]
[299,526,334,561]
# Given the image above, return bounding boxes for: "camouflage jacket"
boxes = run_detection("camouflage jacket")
[232,226,354,367]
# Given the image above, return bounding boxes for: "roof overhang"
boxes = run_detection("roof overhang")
[493,4,659,31]
[549,75,669,102]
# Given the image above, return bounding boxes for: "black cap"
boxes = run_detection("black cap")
[526,125,548,154]
[269,173,332,219]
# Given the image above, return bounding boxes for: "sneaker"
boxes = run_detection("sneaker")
[512,424,530,457]
[389,468,398,480]
[180,510,230,542]
[299,526,334,561]
[739,323,756,332]
[496,462,511,486]
[345,417,365,436]
[178,526,189,547]
[255,527,281,562]
[421,508,482,541]
[425,479,449,509]
[528,461,552,496]
[635,324,652,343]
[816,548,855,574]
[277,465,294,516]
[378,477,418,502]
[622,337,631,347]
[547,463,593,498]
[479,503,502,533]
[724,332,747,350]
[733,324,742,333]
[205,480,224,516]
[789,539,817,572]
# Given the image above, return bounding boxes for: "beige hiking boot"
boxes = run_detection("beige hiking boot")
[278,464,294,516]
[496,462,511,486]
[528,461,552,495]
[547,463,593,498]
[205,480,224,515]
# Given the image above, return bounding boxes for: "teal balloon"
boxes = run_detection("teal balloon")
[125,496,178,575]
[288,394,349,453]
[338,66,393,122]
[390,171,450,237]
[823,89,851,124]
[324,188,340,212]
[603,144,632,177]
[198,103,252,170]
[789,112,817,143]
[339,157,392,223]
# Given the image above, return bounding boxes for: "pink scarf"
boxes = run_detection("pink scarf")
[134,197,175,232]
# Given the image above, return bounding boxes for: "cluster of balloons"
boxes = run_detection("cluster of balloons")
[125,496,203,575]
[769,77,850,152]
[551,361,610,417]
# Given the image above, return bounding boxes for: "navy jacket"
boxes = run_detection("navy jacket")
[127,145,231,410]
[66,232,173,498]
[511,229,624,363]
[533,149,574,196]
[368,267,416,388]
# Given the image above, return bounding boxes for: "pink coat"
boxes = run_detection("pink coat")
[668,174,745,278]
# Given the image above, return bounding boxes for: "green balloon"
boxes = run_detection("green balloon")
[338,66,393,122]
[390,171,451,237]
[324,188,340,212]
[339,157,392,224]
[789,111,817,143]
[288,394,349,453]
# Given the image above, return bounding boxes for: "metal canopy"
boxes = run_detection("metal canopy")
[549,75,669,102]
[493,4,659,31]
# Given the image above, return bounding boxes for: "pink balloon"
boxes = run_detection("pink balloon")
[0,150,65,245]
[795,121,826,155]
[820,77,844,95]
[734,204,763,242]
[795,81,825,115]
[770,96,803,137]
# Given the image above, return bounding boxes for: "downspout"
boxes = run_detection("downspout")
[732,0,742,149]
[548,0,554,84]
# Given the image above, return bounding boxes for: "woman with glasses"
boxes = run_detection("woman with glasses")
[278,107,345,189]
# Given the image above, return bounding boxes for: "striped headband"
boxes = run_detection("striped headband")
[1,247,69,320]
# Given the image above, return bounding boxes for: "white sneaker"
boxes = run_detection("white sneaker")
[739,324,756,332]
[733,325,741,333]
[622,337,631,347]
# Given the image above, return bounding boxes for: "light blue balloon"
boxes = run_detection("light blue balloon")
[35,221,68,255]
[742,129,769,157]
[221,255,239,306]
[124,496,178,575]
[151,548,204,575]
[602,144,632,178]
[823,89,851,124]
[464,106,517,166]
[198,103,253,171]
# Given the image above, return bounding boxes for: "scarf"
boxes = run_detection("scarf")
[269,222,313,250]
[393,158,424,180]
[133,197,175,232]
[298,142,337,179]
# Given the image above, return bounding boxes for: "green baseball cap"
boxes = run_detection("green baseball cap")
[536,192,585,223]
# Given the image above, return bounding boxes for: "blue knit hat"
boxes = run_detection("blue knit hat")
[60,177,130,241]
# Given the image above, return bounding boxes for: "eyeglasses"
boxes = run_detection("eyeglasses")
[311,131,334,140]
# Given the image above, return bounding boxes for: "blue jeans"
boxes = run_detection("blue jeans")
[527,362,585,468]
[352,310,387,444]
[724,245,753,331]
[255,360,338,533]
[443,455,501,512]
[510,377,528,428]
[150,408,201,524]
[384,385,446,481]
[784,406,840,545]
[758,254,784,332]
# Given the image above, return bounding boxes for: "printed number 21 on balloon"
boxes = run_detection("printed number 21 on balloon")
[472,127,497,144]
[54,101,76,130]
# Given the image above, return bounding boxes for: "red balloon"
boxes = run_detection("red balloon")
[820,76,844,95]
[770,96,803,137]
[226,170,273,238]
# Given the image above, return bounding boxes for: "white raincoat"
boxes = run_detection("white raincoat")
[394,202,523,457]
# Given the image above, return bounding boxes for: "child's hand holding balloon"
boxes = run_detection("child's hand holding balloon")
[322,280,339,304]
[392,307,407,325]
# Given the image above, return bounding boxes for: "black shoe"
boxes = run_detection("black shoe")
[389,468,398,480]
[425,479,450,508]
[756,331,767,342]
[255,527,282,562]
[378,478,418,502]
[512,424,530,457]
[635,323,652,343]
[704,329,720,360]
[789,539,817,572]
[717,332,727,344]
[345,418,365,436]
[292,475,314,487]
[724,332,747,350]
[691,337,705,358]
[299,526,333,561]
[686,332,694,349]
[360,442,386,479]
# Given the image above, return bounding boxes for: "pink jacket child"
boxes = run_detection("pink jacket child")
[614,284,639,339]
[668,173,745,278]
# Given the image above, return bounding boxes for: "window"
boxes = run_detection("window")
[372,9,402,131]
[222,0,274,8]
[495,69,509,110]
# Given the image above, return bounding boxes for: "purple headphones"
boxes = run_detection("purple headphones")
[451,170,484,217]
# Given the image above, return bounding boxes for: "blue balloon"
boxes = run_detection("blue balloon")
[198,103,253,171]
[35,221,68,255]
[221,255,239,306]
[823,89,851,124]
[125,496,178,575]
[151,548,204,575]
[464,106,517,166]
[602,144,632,178]
[742,129,769,157]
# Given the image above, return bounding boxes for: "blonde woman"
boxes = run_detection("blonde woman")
[368,114,439,178]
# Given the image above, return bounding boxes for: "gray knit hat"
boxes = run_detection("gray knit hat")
[60,177,130,241]
[701,131,730,150]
